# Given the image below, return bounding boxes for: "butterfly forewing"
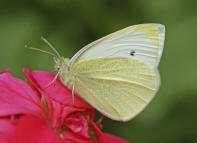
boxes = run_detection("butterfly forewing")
[69,24,165,68]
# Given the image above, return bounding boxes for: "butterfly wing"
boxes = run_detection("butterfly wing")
[71,58,158,121]
[69,24,165,68]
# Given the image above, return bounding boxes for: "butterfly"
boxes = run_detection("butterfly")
[27,23,165,121]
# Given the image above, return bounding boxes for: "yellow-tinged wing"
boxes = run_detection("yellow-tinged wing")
[71,57,158,121]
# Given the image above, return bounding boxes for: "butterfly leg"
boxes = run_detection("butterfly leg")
[72,82,75,105]
[44,70,60,89]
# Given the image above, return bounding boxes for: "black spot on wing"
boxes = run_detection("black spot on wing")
[130,50,135,56]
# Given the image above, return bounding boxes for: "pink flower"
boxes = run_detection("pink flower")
[0,68,129,143]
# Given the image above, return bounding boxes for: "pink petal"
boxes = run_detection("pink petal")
[104,133,130,143]
[89,121,107,143]
[61,130,94,143]
[89,122,130,143]
[45,96,86,129]
[64,112,89,138]
[23,68,94,119]
[0,69,10,74]
[16,115,63,143]
[0,71,45,120]
[0,119,16,143]
[0,133,8,143]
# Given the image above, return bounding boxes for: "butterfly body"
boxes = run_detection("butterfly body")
[54,24,165,121]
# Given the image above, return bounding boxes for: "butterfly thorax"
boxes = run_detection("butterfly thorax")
[53,57,74,89]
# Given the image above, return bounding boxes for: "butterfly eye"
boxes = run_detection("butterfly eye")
[130,50,135,56]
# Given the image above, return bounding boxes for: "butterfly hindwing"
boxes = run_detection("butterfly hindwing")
[70,57,158,121]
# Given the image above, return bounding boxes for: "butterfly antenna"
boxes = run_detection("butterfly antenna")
[41,36,61,58]
[25,45,56,57]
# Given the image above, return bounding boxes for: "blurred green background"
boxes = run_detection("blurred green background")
[0,0,197,143]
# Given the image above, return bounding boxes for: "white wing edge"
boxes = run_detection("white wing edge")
[154,23,165,67]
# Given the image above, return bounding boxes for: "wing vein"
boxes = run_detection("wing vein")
[77,76,155,91]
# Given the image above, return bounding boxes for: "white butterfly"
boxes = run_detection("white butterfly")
[29,23,165,121]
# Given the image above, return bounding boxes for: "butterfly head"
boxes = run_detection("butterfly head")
[53,57,70,72]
